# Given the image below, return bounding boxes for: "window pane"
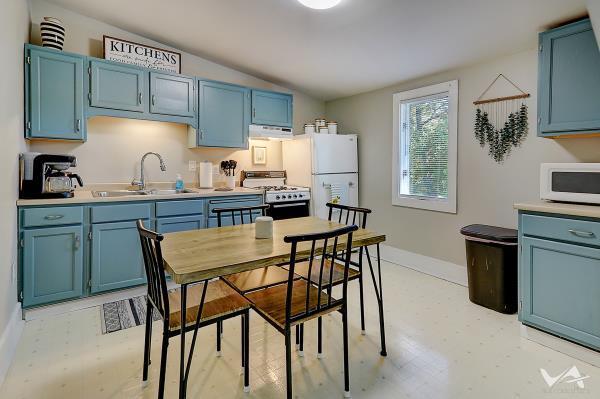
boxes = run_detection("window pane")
[401,95,449,199]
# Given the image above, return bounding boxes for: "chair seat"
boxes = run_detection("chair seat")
[283,258,360,286]
[168,279,251,331]
[245,280,342,329]
[222,266,299,294]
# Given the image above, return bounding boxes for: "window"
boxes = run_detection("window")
[392,80,458,213]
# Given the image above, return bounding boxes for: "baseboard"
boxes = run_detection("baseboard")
[0,303,24,387]
[521,324,600,368]
[377,244,468,286]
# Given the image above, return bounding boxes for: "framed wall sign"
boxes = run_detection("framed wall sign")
[252,146,267,165]
[103,35,181,73]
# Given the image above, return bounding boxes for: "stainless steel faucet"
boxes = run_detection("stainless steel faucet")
[132,152,166,190]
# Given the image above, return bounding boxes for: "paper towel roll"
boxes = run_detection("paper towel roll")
[255,216,273,239]
[198,161,213,188]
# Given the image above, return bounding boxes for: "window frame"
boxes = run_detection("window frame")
[392,80,458,213]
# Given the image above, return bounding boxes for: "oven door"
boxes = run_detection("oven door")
[267,200,310,220]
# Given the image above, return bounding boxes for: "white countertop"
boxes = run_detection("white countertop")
[16,186,263,206]
[514,201,600,219]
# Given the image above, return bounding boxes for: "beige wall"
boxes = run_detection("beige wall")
[0,0,29,339]
[28,0,324,184]
[325,49,600,266]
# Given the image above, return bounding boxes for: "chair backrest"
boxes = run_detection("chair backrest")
[212,204,270,227]
[326,202,371,229]
[283,224,358,326]
[137,220,170,321]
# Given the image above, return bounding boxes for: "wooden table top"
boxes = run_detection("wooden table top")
[161,216,386,284]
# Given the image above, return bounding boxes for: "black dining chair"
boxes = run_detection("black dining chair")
[137,220,251,399]
[213,204,299,294]
[284,202,372,356]
[245,224,358,399]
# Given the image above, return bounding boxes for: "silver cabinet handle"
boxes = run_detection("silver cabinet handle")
[74,235,80,249]
[253,108,256,118]
[151,94,155,106]
[44,215,64,220]
[76,119,81,132]
[138,92,143,104]
[200,130,204,140]
[568,229,595,238]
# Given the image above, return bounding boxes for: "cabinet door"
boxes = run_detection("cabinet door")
[251,90,293,127]
[28,48,85,140]
[539,19,600,136]
[90,220,148,293]
[198,81,250,148]
[22,226,83,307]
[90,60,146,112]
[156,215,204,233]
[521,237,600,349]
[150,72,195,117]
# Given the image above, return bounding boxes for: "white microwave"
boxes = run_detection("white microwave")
[540,163,600,204]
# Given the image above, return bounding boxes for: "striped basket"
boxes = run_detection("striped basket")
[40,17,65,50]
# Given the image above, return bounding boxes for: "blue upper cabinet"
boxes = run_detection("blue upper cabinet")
[538,19,600,137]
[90,59,147,113]
[251,89,293,127]
[150,72,195,117]
[197,81,250,148]
[26,46,85,140]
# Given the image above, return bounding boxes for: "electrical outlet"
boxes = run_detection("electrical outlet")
[188,160,197,172]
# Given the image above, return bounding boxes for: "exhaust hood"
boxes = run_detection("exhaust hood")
[249,124,293,140]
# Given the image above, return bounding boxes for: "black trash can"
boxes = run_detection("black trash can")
[460,224,518,314]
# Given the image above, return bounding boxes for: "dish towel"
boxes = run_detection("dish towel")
[330,183,348,205]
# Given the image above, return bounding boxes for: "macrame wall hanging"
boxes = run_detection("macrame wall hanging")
[473,74,530,163]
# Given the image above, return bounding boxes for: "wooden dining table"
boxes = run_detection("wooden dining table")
[161,216,387,398]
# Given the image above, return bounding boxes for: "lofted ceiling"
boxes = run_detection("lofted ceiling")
[45,0,587,100]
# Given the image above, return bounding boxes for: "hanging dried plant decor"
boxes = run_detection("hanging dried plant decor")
[473,74,530,163]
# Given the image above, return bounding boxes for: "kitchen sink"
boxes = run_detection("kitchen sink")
[92,189,195,198]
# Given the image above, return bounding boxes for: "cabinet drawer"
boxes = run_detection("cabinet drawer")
[21,206,83,228]
[207,196,262,215]
[157,215,205,233]
[90,203,152,223]
[156,199,204,217]
[522,214,600,246]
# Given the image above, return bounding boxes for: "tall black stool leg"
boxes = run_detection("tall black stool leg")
[244,310,250,392]
[295,324,300,350]
[158,323,169,399]
[142,299,153,383]
[285,327,293,399]
[317,317,323,359]
[365,245,388,356]
[358,246,366,335]
[216,321,222,357]
[179,284,187,399]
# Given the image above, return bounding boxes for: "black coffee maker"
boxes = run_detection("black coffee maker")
[20,153,84,199]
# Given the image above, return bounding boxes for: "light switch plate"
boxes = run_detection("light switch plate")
[188,160,197,171]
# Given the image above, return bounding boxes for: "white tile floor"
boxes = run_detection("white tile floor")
[2,260,599,398]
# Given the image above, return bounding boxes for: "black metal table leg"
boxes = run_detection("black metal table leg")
[365,243,387,356]
[179,284,187,399]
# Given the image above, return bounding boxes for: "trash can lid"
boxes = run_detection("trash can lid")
[460,224,518,243]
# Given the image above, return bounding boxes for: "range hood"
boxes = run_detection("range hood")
[249,124,293,140]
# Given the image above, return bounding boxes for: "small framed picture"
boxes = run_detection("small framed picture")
[253,146,267,165]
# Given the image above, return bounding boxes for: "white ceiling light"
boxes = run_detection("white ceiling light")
[297,0,342,10]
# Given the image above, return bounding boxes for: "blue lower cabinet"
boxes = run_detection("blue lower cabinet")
[22,226,83,307]
[156,215,204,233]
[90,220,149,293]
[520,236,600,350]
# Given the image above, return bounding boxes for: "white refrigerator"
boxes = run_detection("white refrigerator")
[282,134,359,220]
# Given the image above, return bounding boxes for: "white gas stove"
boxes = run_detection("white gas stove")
[242,171,311,204]
[242,171,311,219]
